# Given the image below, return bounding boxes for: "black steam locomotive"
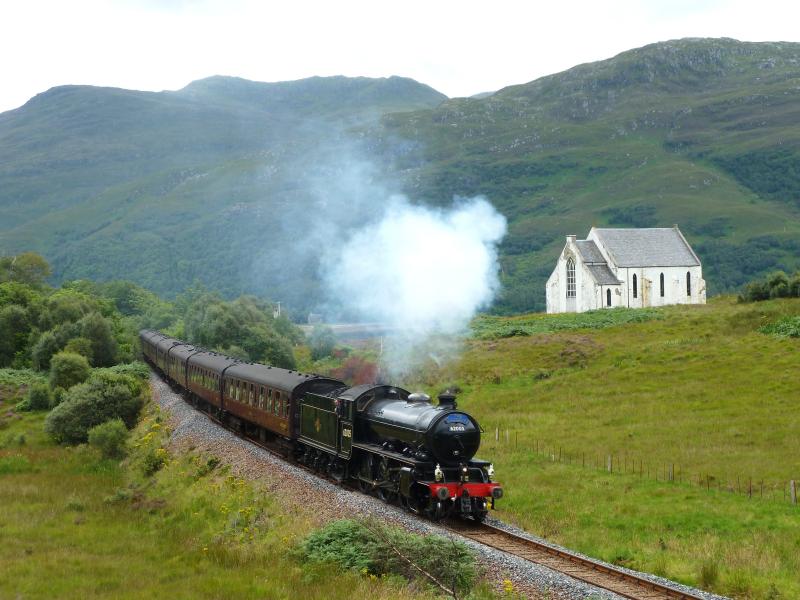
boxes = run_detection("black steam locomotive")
[140,330,502,520]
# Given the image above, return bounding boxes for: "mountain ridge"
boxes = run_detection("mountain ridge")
[1,38,799,315]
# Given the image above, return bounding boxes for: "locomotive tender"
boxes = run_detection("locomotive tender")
[140,329,502,520]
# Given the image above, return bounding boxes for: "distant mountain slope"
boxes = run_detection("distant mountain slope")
[381,38,800,312]
[1,40,800,315]
[0,75,447,311]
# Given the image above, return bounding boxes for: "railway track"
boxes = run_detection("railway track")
[445,519,706,600]
[159,375,710,600]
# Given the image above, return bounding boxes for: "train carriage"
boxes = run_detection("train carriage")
[154,335,185,374]
[140,330,167,364]
[167,344,201,388]
[186,352,237,409]
[222,362,343,439]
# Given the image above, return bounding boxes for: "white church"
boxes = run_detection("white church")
[546,226,706,314]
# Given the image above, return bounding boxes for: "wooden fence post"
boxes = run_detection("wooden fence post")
[607,455,613,473]
[791,480,797,505]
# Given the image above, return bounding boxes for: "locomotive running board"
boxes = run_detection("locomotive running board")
[351,442,429,467]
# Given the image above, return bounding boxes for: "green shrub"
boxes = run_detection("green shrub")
[30,330,60,370]
[299,519,477,594]
[88,418,129,459]
[51,386,66,408]
[759,316,800,338]
[309,325,337,360]
[94,361,150,381]
[49,351,91,390]
[25,382,52,411]
[740,270,800,302]
[141,447,167,476]
[63,337,94,363]
[44,372,143,444]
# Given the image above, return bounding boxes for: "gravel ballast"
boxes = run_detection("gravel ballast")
[151,373,726,600]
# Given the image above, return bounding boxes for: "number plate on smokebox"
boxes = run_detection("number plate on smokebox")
[460,497,471,512]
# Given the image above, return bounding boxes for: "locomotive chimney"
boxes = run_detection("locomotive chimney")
[438,392,457,409]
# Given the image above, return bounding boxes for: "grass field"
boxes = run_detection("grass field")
[0,394,441,600]
[433,296,800,598]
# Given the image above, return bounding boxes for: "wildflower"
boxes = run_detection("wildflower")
[503,579,514,594]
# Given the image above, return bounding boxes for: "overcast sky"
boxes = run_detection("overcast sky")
[2,0,799,113]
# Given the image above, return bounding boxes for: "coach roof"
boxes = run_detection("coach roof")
[225,362,342,393]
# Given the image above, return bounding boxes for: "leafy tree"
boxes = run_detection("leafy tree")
[79,312,118,366]
[39,289,97,330]
[25,382,52,411]
[184,293,298,368]
[0,281,38,310]
[0,304,30,367]
[309,325,337,360]
[49,351,91,390]
[0,252,51,287]
[44,372,143,444]
[30,330,61,370]
[63,337,94,363]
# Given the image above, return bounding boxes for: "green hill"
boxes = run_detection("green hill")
[381,38,800,312]
[2,38,800,314]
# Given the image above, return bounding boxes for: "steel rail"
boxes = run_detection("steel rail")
[444,519,706,600]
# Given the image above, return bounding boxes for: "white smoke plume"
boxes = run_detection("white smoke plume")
[324,195,507,377]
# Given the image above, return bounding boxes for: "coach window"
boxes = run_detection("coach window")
[632,274,638,298]
[659,273,665,297]
[686,271,691,296]
[236,381,241,402]
[274,392,281,416]
[250,384,255,405]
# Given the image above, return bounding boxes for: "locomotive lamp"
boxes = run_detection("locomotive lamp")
[461,466,469,482]
[434,464,444,482]
[487,463,495,478]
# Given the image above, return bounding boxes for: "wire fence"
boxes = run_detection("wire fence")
[484,427,799,506]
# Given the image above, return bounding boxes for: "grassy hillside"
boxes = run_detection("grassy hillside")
[423,296,800,598]
[2,39,800,315]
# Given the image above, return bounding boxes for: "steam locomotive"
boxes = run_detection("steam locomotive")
[139,329,502,520]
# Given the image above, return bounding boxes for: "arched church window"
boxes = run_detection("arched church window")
[566,258,576,298]
[659,273,665,297]
[632,274,638,298]
[606,288,611,307]
[686,271,691,296]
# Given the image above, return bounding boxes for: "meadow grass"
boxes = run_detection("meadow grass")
[433,296,800,598]
[0,399,433,600]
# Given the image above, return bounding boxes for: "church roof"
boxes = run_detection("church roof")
[592,227,700,267]
[587,264,622,285]
[575,240,606,264]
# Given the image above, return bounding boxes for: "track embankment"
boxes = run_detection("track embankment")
[151,373,726,600]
